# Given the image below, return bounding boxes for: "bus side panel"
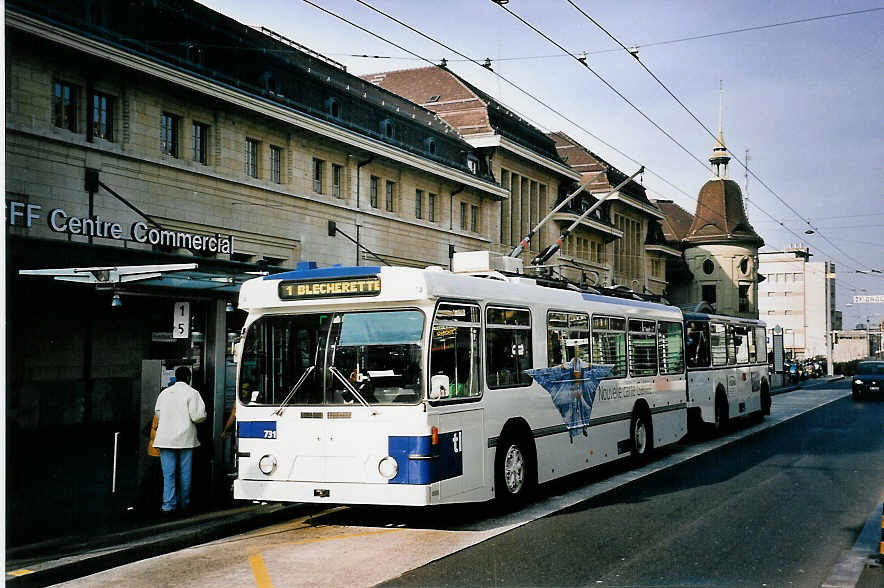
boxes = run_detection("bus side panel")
[436,408,485,499]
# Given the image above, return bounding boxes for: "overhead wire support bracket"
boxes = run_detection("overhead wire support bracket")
[532,166,644,266]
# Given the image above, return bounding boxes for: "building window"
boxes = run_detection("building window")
[332,164,342,198]
[327,98,341,118]
[313,158,324,193]
[703,258,715,275]
[270,145,282,183]
[370,176,379,208]
[381,119,394,139]
[192,122,208,164]
[415,189,423,219]
[91,92,113,140]
[385,180,395,212]
[245,138,259,178]
[702,284,717,305]
[467,156,479,174]
[460,202,468,230]
[425,137,437,155]
[53,81,78,132]
[161,112,180,157]
[470,205,479,232]
[428,193,436,223]
[739,284,751,313]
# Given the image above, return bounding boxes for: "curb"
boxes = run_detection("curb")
[5,502,322,587]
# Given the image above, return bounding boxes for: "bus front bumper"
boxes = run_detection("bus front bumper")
[234,479,435,506]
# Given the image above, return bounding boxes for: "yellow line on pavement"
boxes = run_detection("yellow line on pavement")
[7,570,34,577]
[248,551,274,588]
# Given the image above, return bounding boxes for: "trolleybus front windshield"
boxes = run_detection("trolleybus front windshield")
[239,310,424,406]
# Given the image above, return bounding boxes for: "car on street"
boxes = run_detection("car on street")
[852,360,884,400]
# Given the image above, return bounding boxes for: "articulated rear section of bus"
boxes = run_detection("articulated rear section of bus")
[232,308,472,506]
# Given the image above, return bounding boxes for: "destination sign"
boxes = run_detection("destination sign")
[279,277,381,299]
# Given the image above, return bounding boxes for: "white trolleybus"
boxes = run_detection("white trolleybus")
[683,311,770,435]
[232,251,689,507]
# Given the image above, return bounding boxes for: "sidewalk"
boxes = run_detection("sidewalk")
[5,501,318,587]
[4,375,851,587]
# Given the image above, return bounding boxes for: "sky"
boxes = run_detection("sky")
[200,0,884,328]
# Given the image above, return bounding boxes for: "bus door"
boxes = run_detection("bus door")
[428,302,485,498]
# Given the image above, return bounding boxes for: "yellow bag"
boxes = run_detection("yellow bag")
[147,415,160,457]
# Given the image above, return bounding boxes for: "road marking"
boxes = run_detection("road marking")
[248,550,274,588]
[820,499,883,587]
[6,569,34,577]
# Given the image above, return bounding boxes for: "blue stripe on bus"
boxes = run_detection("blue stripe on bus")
[388,432,463,485]
[263,266,381,281]
[237,421,277,439]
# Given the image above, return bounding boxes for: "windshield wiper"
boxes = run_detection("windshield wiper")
[273,365,316,416]
[328,366,377,414]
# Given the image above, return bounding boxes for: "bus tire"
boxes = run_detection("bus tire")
[761,383,771,416]
[494,430,535,508]
[713,389,729,435]
[630,405,653,462]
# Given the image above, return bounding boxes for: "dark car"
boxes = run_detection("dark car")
[852,361,884,400]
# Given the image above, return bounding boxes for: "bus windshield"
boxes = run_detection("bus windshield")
[239,310,424,406]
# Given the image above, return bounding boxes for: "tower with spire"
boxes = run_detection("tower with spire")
[665,84,765,318]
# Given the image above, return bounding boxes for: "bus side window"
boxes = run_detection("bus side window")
[755,327,767,362]
[591,316,627,377]
[710,322,728,366]
[746,326,757,363]
[430,303,482,399]
[726,324,737,364]
[628,319,658,377]
[733,325,750,363]
[658,321,685,374]
[547,311,589,367]
[686,321,710,368]
[486,307,533,388]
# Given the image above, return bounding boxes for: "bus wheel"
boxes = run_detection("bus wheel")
[495,433,534,507]
[713,392,729,435]
[630,408,653,462]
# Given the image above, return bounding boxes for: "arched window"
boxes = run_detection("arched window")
[424,137,437,155]
[703,259,714,275]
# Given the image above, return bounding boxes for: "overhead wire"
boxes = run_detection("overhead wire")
[329,7,884,63]
[302,0,872,293]
[490,0,879,286]
[310,0,705,208]
[563,0,879,273]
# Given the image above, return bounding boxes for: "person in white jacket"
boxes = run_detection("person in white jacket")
[154,366,207,514]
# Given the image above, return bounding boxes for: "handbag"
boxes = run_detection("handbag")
[147,415,160,457]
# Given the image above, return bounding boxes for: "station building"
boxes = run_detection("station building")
[5,0,506,544]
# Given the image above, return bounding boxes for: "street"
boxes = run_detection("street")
[52,380,883,588]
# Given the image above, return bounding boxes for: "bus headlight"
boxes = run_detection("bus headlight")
[378,456,399,479]
[258,454,277,475]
